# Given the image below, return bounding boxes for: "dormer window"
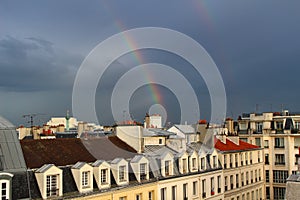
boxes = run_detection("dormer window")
[165,160,171,176]
[0,179,11,200]
[140,163,147,181]
[119,165,126,182]
[182,158,187,173]
[82,171,90,188]
[101,169,108,184]
[71,162,93,193]
[201,157,205,170]
[213,156,217,168]
[192,157,197,170]
[46,175,58,197]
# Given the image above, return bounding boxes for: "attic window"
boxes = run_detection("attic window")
[46,175,58,197]
[165,160,171,176]
[119,165,126,182]
[192,158,197,170]
[82,171,90,188]
[140,163,147,181]
[101,169,108,184]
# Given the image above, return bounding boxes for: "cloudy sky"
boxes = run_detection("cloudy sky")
[1,0,300,126]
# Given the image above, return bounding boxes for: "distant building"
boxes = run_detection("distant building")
[238,110,300,200]
[144,113,162,128]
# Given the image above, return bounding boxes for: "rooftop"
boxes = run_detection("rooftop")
[20,138,96,169]
[81,136,137,161]
[214,138,260,152]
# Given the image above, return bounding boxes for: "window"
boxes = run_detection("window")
[250,171,253,183]
[213,156,217,168]
[276,121,284,130]
[119,165,126,182]
[259,169,261,181]
[140,163,147,180]
[236,174,239,188]
[255,170,257,182]
[230,154,233,168]
[46,175,58,197]
[182,158,187,173]
[193,181,197,196]
[296,155,299,165]
[148,191,154,200]
[82,171,89,187]
[201,157,205,170]
[224,176,228,190]
[264,140,269,148]
[136,193,142,200]
[266,170,269,183]
[255,138,261,147]
[165,160,171,176]
[183,183,188,200]
[258,151,261,162]
[295,138,300,148]
[295,121,300,129]
[202,179,206,198]
[171,186,176,200]
[245,153,248,165]
[159,138,163,144]
[240,153,243,166]
[217,176,221,193]
[275,138,284,148]
[256,122,263,133]
[246,172,249,184]
[265,154,269,164]
[211,177,215,195]
[266,187,270,200]
[235,154,238,167]
[230,175,234,189]
[192,157,197,170]
[101,169,108,184]
[241,173,244,186]
[273,170,288,183]
[275,154,285,165]
[119,197,127,200]
[273,187,285,200]
[0,180,9,200]
[161,188,167,200]
[250,152,253,164]
[224,155,227,168]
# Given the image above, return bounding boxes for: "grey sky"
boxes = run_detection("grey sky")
[1,0,300,125]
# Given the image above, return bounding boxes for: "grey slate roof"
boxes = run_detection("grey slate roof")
[0,116,14,129]
[36,164,55,173]
[72,162,87,169]
[92,160,107,167]
[143,128,176,137]
[174,124,196,134]
[0,116,27,172]
[130,155,146,163]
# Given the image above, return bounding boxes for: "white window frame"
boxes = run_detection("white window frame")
[100,168,108,184]
[82,171,89,187]
[119,165,126,182]
[46,174,58,197]
[0,180,9,200]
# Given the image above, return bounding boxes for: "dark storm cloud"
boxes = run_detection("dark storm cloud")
[0,36,82,92]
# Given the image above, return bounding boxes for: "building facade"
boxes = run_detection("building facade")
[237,111,300,200]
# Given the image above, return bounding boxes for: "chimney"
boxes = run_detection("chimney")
[226,118,234,135]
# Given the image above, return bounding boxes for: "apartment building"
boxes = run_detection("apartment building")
[238,111,300,200]
[215,135,265,200]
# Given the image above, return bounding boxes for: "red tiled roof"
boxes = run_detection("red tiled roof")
[214,138,260,152]
[20,138,96,169]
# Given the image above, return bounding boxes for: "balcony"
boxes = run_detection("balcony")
[274,146,284,149]
[292,128,300,134]
[275,129,284,134]
[275,162,285,166]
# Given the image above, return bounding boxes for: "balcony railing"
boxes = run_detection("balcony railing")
[275,162,285,165]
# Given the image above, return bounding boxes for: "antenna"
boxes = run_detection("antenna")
[22,113,46,135]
